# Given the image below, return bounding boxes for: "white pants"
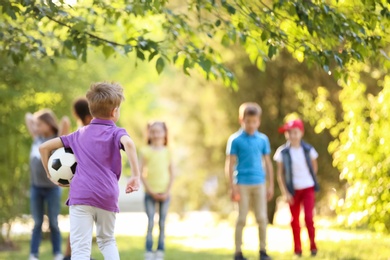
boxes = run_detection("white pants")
[70,205,120,260]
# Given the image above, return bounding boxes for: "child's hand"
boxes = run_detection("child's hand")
[154,193,169,201]
[231,185,240,202]
[267,186,274,201]
[285,193,294,205]
[126,176,140,194]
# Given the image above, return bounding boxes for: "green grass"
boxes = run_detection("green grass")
[1,232,389,260]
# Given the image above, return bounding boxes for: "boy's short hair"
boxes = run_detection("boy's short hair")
[86,82,125,118]
[73,98,91,122]
[239,102,262,119]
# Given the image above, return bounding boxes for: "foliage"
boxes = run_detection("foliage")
[1,0,390,85]
[0,55,90,242]
[329,71,390,232]
[298,62,390,232]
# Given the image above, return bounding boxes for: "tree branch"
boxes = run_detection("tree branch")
[45,15,127,47]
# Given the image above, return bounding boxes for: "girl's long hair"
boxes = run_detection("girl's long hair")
[147,121,168,146]
[34,109,59,136]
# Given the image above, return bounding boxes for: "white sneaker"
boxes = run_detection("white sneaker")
[145,251,154,260]
[29,255,38,260]
[155,250,164,260]
[53,254,63,260]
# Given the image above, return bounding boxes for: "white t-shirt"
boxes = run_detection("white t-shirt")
[274,145,318,190]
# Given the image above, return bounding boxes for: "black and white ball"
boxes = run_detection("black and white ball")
[48,147,77,186]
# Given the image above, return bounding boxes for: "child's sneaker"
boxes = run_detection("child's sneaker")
[54,254,63,260]
[293,252,302,258]
[234,252,247,260]
[260,250,272,260]
[145,251,154,260]
[311,249,318,257]
[29,255,39,260]
[155,250,164,260]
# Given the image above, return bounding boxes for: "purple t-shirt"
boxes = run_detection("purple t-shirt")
[61,118,128,212]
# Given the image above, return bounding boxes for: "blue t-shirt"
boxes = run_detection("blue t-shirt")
[226,129,271,185]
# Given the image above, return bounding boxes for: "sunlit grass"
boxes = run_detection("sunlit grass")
[1,230,389,260]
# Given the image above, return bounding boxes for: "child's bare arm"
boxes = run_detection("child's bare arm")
[263,155,274,201]
[139,155,154,194]
[25,113,37,138]
[312,158,318,175]
[59,116,71,136]
[39,137,64,178]
[121,135,141,193]
[165,159,175,194]
[227,155,240,201]
[227,155,237,190]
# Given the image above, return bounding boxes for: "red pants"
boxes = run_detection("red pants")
[289,186,317,254]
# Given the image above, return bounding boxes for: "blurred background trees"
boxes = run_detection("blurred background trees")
[1,0,390,245]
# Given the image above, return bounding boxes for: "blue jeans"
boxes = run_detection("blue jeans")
[144,193,170,252]
[30,186,62,256]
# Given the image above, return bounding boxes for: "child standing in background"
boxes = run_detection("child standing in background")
[39,82,141,260]
[139,122,174,260]
[225,102,274,260]
[25,109,70,260]
[63,98,93,260]
[274,119,319,258]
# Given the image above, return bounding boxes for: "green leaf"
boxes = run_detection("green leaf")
[323,64,329,73]
[199,58,212,73]
[81,48,87,62]
[183,58,190,75]
[227,5,236,14]
[124,45,133,54]
[221,34,230,47]
[72,22,86,32]
[334,54,343,67]
[261,31,269,42]
[149,51,158,61]
[156,57,165,74]
[268,45,277,59]
[102,45,115,59]
[137,49,145,61]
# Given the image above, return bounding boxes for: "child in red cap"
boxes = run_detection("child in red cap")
[274,119,319,257]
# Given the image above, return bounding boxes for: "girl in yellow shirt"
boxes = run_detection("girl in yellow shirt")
[139,121,174,260]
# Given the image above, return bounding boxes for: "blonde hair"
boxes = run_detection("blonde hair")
[86,82,125,118]
[34,109,59,135]
[239,102,262,120]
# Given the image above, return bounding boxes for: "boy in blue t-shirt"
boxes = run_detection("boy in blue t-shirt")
[226,102,274,260]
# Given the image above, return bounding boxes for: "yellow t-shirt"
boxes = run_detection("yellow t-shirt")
[140,146,171,193]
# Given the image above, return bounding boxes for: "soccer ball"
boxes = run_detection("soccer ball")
[48,147,77,186]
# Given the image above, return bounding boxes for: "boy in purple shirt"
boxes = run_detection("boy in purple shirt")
[40,82,141,260]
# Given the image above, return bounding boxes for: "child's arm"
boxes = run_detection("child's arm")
[25,112,37,138]
[139,155,155,195]
[163,159,175,198]
[120,135,141,194]
[312,158,318,175]
[276,161,293,204]
[59,116,71,136]
[39,137,64,179]
[263,155,274,201]
[226,155,239,201]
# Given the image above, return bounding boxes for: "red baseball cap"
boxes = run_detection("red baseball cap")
[278,119,304,133]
